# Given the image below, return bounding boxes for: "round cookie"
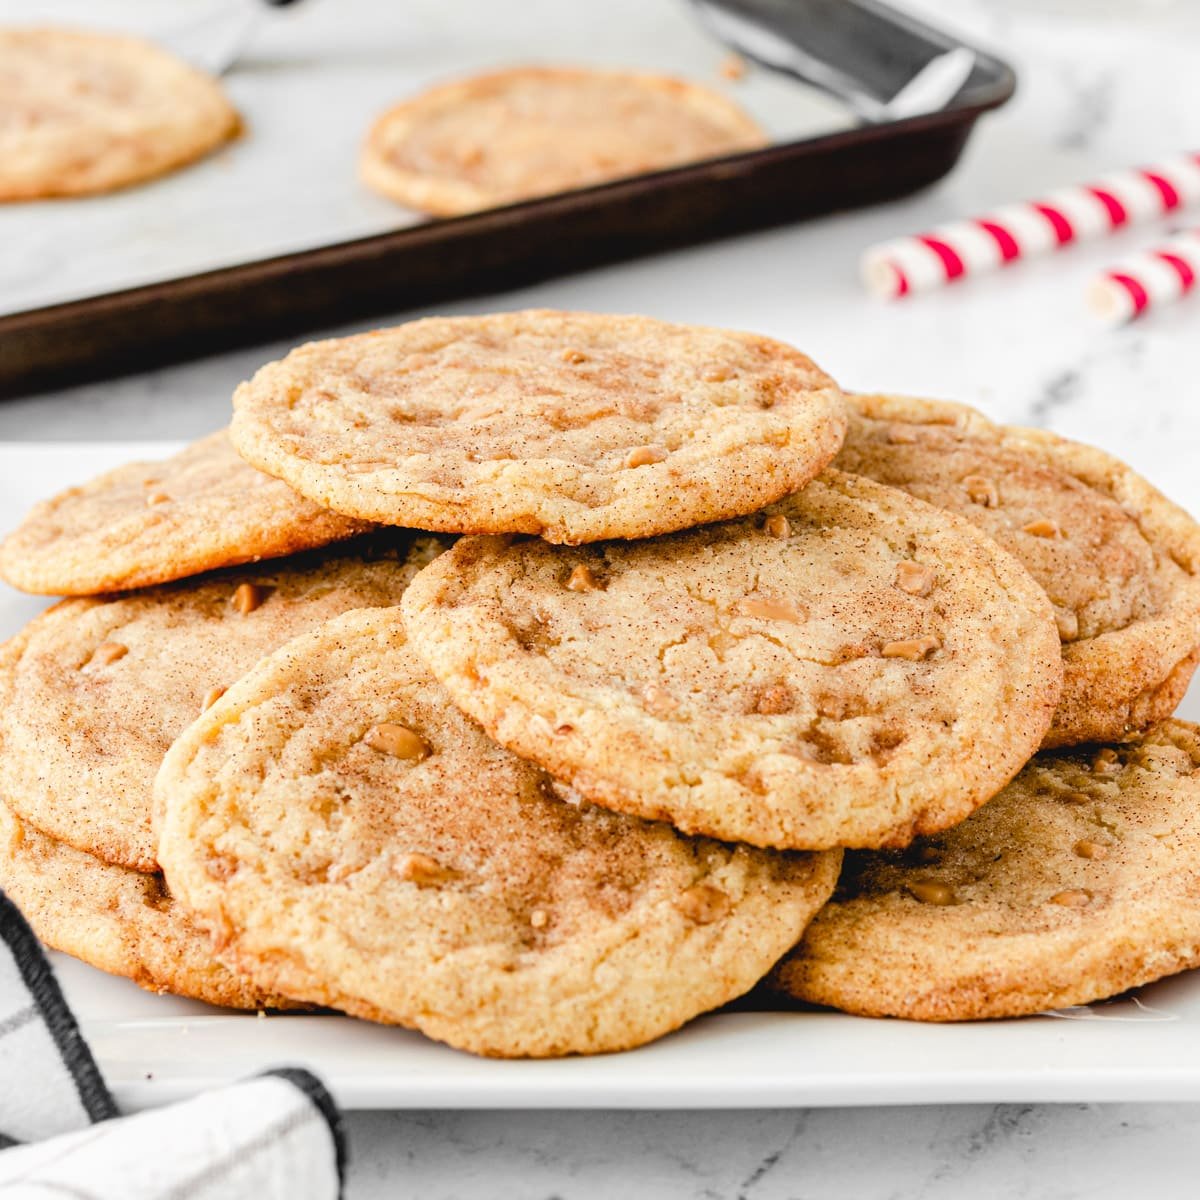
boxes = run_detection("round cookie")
[153,606,840,1058]
[0,430,374,596]
[772,720,1200,1020]
[401,470,1063,851]
[0,801,284,1009]
[0,535,446,872]
[835,394,1200,748]
[0,28,240,201]
[230,310,846,545]
[360,66,766,215]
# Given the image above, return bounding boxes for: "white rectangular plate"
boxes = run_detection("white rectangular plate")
[4,441,1200,1111]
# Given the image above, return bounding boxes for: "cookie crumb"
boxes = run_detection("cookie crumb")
[718,53,746,81]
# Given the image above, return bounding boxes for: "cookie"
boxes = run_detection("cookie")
[835,394,1200,747]
[771,721,1200,1020]
[360,66,766,215]
[230,311,846,545]
[0,430,374,596]
[154,607,840,1058]
[0,801,283,1009]
[0,28,240,201]
[0,535,445,872]
[401,470,1063,851]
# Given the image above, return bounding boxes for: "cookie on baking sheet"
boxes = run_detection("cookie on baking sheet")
[0,535,446,872]
[154,607,840,1058]
[0,430,373,596]
[401,470,1063,851]
[360,66,767,215]
[835,393,1200,748]
[230,311,846,545]
[771,720,1200,1020]
[0,28,240,201]
[0,801,283,1009]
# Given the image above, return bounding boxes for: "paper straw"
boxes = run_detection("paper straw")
[1088,228,1200,323]
[862,152,1200,298]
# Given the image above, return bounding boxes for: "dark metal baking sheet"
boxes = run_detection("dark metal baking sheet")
[0,7,1014,396]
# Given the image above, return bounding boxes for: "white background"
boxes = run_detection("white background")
[4,0,1200,1195]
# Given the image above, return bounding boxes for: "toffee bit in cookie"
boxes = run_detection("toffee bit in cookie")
[530,714,576,739]
[962,475,999,507]
[701,366,734,382]
[894,561,935,597]
[232,581,268,615]
[1022,518,1061,538]
[624,445,668,469]
[914,844,942,864]
[145,490,171,506]
[1063,791,1093,805]
[886,424,919,444]
[86,641,128,670]
[1055,609,1080,641]
[908,879,956,905]
[565,563,603,593]
[530,908,549,929]
[675,883,731,925]
[560,348,588,364]
[1074,839,1109,860]
[1092,748,1122,775]
[753,684,795,715]
[1049,888,1093,907]
[201,685,227,712]
[735,596,807,623]
[396,852,456,886]
[364,722,430,761]
[881,635,940,661]
[763,514,791,539]
[641,683,678,715]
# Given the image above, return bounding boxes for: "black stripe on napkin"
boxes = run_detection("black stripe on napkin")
[265,1068,346,1196]
[0,891,117,1128]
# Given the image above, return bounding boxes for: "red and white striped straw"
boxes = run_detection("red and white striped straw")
[862,152,1200,299]
[1088,228,1200,323]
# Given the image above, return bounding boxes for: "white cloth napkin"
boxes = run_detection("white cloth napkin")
[0,891,344,1199]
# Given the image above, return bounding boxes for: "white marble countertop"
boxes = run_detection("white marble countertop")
[4,0,1200,1196]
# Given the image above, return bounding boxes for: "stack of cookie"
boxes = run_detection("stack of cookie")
[2,310,1199,1056]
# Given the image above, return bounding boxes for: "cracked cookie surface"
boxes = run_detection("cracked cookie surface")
[0,535,445,871]
[154,606,839,1058]
[836,394,1200,747]
[772,720,1200,1019]
[401,470,1063,851]
[0,28,239,200]
[230,310,846,544]
[0,430,372,595]
[360,66,766,215]
[0,800,285,1009]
